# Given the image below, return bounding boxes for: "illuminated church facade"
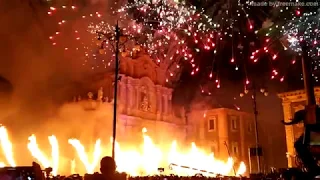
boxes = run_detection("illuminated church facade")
[71,50,188,145]
[68,50,253,171]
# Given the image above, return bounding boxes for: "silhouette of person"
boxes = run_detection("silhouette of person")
[100,156,116,180]
[282,107,320,178]
[32,162,44,180]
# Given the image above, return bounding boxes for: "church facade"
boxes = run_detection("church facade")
[71,50,187,145]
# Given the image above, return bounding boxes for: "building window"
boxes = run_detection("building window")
[231,142,239,155]
[230,115,238,130]
[208,116,217,131]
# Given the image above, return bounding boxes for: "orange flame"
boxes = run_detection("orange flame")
[0,126,246,176]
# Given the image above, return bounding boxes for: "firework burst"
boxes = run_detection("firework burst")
[89,0,219,84]
[263,4,320,83]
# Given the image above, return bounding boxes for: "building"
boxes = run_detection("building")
[278,87,320,167]
[70,49,187,145]
[67,49,251,174]
[188,108,257,173]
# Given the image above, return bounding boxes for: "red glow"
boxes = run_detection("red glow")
[280,76,284,82]
[272,54,277,60]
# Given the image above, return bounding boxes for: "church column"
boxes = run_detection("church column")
[127,84,134,111]
[168,94,172,114]
[120,80,127,104]
[150,88,156,113]
[163,94,168,114]
[136,86,141,110]
[282,101,295,168]
[156,86,162,114]
[118,81,123,105]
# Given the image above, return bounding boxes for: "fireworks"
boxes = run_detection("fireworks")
[46,1,284,88]
[47,5,107,70]
[262,4,320,84]
[89,0,218,84]
[45,1,320,112]
[283,11,320,58]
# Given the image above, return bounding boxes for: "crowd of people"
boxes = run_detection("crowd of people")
[0,156,307,180]
[50,156,289,180]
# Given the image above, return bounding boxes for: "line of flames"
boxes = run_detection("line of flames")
[0,126,246,176]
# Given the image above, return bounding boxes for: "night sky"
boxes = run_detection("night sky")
[1,0,315,169]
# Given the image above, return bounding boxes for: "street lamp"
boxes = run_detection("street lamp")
[240,81,268,173]
[96,21,129,159]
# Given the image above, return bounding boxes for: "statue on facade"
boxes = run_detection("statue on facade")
[97,87,103,101]
[88,92,93,100]
[140,94,151,112]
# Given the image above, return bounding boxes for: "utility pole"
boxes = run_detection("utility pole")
[97,21,130,160]
[252,81,261,173]
[301,42,317,125]
[112,21,120,159]
[240,81,267,173]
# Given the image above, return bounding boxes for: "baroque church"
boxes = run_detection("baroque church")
[71,47,188,145]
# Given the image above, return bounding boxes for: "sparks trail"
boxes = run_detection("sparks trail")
[89,0,218,85]
[262,3,320,85]
[47,5,107,69]
[46,1,294,97]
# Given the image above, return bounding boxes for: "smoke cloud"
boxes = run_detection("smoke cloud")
[0,0,115,128]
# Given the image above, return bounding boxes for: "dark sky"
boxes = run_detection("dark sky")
[0,0,292,168]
